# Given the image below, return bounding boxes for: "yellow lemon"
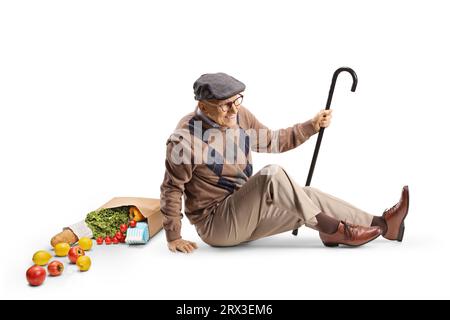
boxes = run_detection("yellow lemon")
[76,255,91,271]
[78,237,93,251]
[32,250,52,266]
[54,242,71,257]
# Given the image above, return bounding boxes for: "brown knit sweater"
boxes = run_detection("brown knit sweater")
[160,106,317,241]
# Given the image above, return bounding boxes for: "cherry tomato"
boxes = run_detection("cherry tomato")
[129,220,137,228]
[120,224,128,233]
[120,236,126,243]
[115,231,123,240]
[112,236,119,244]
[96,237,104,245]
[105,236,112,245]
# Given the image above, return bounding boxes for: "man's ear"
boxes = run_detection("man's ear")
[198,101,206,112]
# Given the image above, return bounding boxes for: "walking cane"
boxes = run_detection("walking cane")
[292,67,358,236]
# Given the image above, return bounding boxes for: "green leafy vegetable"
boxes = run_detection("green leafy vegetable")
[85,206,130,238]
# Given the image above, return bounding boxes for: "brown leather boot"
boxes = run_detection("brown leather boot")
[382,186,409,241]
[319,221,382,247]
[50,229,78,247]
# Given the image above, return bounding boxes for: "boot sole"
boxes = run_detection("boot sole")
[397,222,405,242]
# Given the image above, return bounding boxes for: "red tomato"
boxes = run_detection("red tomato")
[26,265,46,286]
[105,236,112,245]
[119,224,128,233]
[96,237,104,245]
[120,236,126,243]
[112,236,119,244]
[129,220,137,228]
[115,231,123,240]
[47,261,64,276]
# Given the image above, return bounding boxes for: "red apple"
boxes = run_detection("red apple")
[68,246,85,264]
[26,265,46,286]
[47,261,64,276]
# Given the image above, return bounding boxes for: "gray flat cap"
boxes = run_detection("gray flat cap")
[193,72,245,101]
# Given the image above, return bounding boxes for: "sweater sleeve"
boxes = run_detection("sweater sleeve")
[160,139,195,242]
[241,106,317,153]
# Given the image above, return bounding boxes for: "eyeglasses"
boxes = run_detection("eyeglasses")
[205,94,243,112]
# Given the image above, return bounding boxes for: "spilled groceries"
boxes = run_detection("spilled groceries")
[26,198,163,287]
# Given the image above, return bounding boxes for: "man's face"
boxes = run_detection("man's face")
[198,93,243,128]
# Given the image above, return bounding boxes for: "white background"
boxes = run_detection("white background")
[1,0,449,300]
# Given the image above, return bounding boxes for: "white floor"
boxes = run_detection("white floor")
[2,218,449,300]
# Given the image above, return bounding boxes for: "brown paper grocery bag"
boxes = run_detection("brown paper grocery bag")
[99,197,163,238]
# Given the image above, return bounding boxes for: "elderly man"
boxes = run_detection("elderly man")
[161,72,409,253]
[50,73,409,251]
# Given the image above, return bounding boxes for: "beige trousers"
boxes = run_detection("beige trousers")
[196,164,374,247]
